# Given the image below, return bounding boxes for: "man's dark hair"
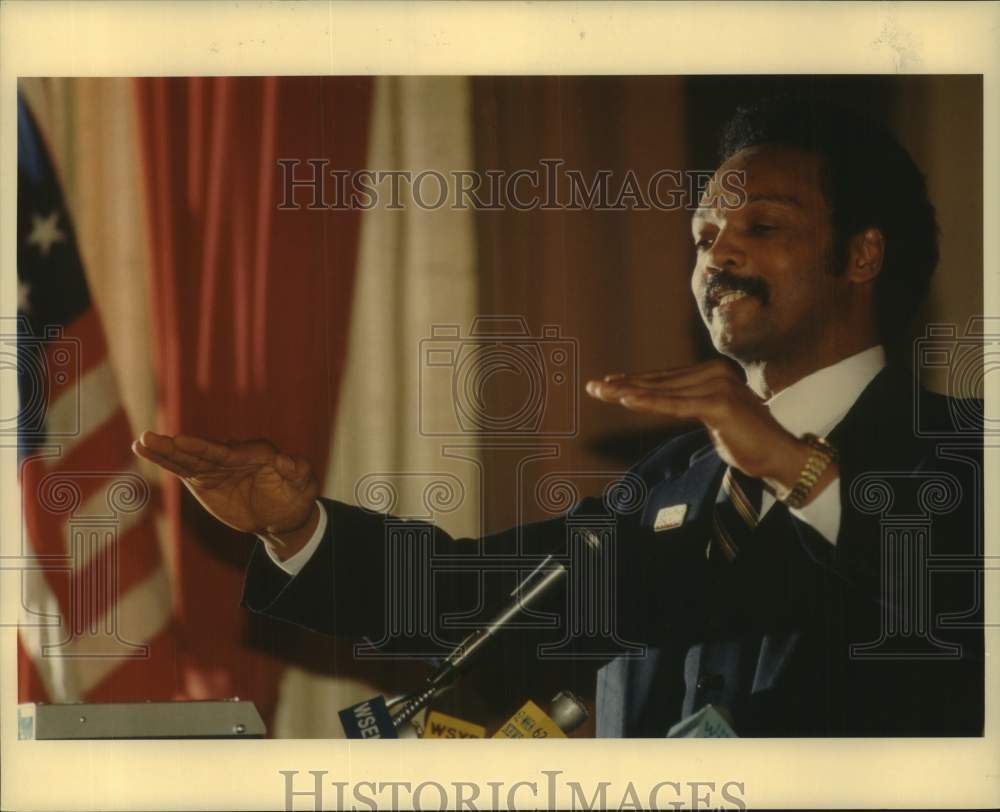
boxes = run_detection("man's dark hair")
[718,94,939,354]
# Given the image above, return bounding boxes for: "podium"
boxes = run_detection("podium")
[17,700,265,739]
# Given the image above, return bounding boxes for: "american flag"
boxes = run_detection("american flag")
[16,94,178,702]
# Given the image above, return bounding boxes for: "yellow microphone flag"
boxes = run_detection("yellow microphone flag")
[492,700,567,738]
[422,710,486,739]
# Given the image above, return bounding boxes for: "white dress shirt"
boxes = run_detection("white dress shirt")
[262,497,328,575]
[264,345,886,576]
[760,344,885,542]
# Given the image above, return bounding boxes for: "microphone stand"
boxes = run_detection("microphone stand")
[389,554,570,729]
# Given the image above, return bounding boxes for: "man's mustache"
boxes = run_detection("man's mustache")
[704,271,769,310]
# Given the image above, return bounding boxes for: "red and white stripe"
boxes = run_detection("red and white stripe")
[18,182,177,706]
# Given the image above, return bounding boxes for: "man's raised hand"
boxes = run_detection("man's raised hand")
[131,432,320,554]
[585,359,836,502]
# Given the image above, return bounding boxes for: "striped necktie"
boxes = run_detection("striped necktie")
[709,467,764,563]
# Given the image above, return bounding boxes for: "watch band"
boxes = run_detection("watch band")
[775,433,839,509]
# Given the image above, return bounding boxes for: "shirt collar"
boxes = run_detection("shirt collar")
[765,345,886,439]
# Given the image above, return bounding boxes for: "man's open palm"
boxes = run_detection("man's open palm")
[132,431,319,536]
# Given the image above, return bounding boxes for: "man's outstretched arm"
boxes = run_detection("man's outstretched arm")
[132,430,713,650]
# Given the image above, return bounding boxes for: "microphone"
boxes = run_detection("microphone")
[492,690,590,738]
[390,529,605,728]
[548,690,590,733]
[338,695,398,739]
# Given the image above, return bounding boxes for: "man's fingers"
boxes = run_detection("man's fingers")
[621,380,728,399]
[135,431,311,491]
[131,441,198,479]
[614,363,736,390]
[587,377,734,424]
[135,430,175,456]
[618,392,718,421]
[589,370,741,403]
[172,434,237,465]
[136,430,273,472]
[132,441,244,485]
[603,369,681,383]
[587,378,722,402]
[602,365,710,381]
[135,431,207,466]
[135,432,225,473]
[139,446,238,484]
[132,434,195,471]
[597,359,739,389]
[274,453,311,482]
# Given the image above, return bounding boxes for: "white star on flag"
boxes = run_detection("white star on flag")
[27,210,66,257]
[17,280,31,312]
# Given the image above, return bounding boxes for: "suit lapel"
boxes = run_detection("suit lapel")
[600,442,722,736]
[608,367,914,734]
[749,366,908,695]
[643,442,725,538]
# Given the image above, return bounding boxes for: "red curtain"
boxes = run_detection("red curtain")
[133,77,372,726]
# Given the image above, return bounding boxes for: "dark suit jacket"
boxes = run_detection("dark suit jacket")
[243,366,984,737]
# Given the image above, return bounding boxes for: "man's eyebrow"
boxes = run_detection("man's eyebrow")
[693,192,802,221]
[745,192,802,208]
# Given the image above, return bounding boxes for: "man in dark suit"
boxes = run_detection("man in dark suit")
[133,96,984,736]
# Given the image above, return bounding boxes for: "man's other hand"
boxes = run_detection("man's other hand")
[585,360,837,503]
[132,432,320,557]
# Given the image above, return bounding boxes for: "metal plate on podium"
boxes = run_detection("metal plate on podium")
[17,700,266,739]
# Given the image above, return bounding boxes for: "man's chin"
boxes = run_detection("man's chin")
[708,330,768,364]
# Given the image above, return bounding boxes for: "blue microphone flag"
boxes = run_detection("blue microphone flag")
[338,696,398,739]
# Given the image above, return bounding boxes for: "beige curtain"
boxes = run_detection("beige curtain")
[273,76,481,737]
[472,77,699,532]
[19,77,165,553]
[892,76,984,397]
[276,76,699,736]
[19,79,158,465]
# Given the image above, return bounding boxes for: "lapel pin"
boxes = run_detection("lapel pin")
[653,504,688,532]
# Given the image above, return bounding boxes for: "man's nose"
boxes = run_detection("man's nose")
[704,228,744,272]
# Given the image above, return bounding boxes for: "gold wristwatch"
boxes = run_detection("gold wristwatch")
[774,433,838,509]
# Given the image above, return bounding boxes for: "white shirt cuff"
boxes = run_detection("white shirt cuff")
[259,500,328,576]
[788,476,841,545]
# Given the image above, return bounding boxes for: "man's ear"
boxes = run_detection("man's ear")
[846,227,885,284]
